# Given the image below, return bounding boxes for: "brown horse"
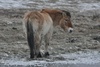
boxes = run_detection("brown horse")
[23,8,73,59]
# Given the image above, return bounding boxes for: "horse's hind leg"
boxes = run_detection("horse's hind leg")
[44,28,53,57]
[34,33,42,58]
[44,36,50,57]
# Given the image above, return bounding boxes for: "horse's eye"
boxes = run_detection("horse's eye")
[65,20,68,21]
[65,19,68,21]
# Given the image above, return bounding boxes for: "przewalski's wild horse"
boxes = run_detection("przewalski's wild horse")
[23,8,73,59]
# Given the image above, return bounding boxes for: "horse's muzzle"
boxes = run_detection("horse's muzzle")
[68,27,73,33]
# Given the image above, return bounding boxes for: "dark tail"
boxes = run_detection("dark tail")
[26,20,35,58]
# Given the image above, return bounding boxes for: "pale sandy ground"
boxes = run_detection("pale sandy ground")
[0,0,100,67]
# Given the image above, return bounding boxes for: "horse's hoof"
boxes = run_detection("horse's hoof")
[30,53,35,59]
[30,55,35,59]
[44,52,49,57]
[37,52,42,58]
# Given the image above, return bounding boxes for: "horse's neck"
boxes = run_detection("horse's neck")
[48,12,62,27]
[41,9,62,27]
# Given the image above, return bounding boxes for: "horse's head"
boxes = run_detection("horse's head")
[41,9,73,33]
[59,10,73,33]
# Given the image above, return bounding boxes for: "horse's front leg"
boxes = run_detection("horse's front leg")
[34,34,42,58]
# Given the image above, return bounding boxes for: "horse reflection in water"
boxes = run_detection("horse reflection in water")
[23,8,73,59]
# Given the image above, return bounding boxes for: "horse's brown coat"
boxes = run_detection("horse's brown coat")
[23,8,73,58]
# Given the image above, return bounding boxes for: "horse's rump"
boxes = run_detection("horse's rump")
[23,10,53,58]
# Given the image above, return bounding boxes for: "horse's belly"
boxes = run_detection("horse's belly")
[42,21,53,35]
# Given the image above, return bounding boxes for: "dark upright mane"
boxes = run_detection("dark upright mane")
[62,10,71,18]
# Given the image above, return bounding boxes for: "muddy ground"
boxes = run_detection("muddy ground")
[0,0,100,67]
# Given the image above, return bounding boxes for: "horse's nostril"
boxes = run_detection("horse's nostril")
[69,30,72,33]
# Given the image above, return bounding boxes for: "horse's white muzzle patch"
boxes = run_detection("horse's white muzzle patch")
[68,27,73,33]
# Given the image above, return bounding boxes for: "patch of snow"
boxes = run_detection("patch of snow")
[1,50,100,66]
[0,0,100,12]
[60,51,100,64]
[78,3,100,12]
[56,0,70,6]
[0,0,33,9]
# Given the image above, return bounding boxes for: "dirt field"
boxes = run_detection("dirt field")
[0,0,100,67]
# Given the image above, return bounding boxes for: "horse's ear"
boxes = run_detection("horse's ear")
[61,10,71,18]
[62,11,66,17]
[41,9,45,12]
[42,9,45,11]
